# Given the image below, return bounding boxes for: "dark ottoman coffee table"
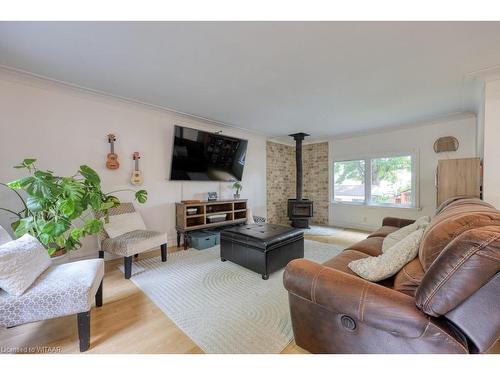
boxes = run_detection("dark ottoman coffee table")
[220,224,304,280]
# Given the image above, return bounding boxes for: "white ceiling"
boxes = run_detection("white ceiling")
[0,21,499,138]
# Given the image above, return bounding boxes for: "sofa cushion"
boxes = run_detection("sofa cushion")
[419,201,500,270]
[322,249,369,276]
[367,226,399,238]
[436,196,494,216]
[393,257,425,296]
[346,236,384,257]
[416,225,500,317]
[0,234,51,296]
[348,228,425,282]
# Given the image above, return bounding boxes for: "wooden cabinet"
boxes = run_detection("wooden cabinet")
[436,158,481,206]
[175,199,248,249]
[176,199,248,231]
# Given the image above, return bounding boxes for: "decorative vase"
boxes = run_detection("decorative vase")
[234,193,240,199]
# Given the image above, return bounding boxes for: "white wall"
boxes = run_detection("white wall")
[483,79,500,208]
[328,114,477,231]
[0,69,267,259]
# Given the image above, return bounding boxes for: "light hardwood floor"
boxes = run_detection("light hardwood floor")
[0,228,366,354]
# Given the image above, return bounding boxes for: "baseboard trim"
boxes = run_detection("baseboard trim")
[330,219,378,232]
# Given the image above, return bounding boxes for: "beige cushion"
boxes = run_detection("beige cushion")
[101,230,167,257]
[381,216,430,252]
[0,259,104,327]
[348,228,425,282]
[103,212,146,238]
[0,234,52,296]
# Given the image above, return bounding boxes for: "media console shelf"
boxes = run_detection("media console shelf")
[175,199,248,249]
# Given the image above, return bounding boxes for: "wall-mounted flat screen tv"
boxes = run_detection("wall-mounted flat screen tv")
[169,125,248,181]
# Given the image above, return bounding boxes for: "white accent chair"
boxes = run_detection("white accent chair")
[0,225,104,352]
[94,203,168,279]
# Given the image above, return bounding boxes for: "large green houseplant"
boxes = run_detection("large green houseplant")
[0,159,147,256]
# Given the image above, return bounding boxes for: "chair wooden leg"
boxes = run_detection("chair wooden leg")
[161,243,167,262]
[98,250,104,259]
[77,311,91,352]
[95,280,103,307]
[124,256,133,279]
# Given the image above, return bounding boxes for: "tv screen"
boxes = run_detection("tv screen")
[169,125,248,181]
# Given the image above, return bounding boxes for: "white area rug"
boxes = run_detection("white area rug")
[118,239,342,353]
[304,225,344,236]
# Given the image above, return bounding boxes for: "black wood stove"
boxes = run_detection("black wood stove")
[287,132,314,228]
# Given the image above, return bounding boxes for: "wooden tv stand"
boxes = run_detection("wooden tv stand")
[175,199,248,249]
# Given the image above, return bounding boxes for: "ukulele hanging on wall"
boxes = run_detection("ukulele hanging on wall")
[130,152,144,185]
[106,134,120,170]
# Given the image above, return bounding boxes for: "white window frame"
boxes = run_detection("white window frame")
[332,152,419,209]
[332,158,367,205]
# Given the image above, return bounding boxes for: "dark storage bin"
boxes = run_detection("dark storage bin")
[190,231,217,250]
[204,230,221,245]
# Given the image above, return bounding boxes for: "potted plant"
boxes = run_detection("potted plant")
[232,181,242,199]
[0,159,147,257]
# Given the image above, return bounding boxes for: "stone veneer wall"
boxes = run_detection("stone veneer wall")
[302,142,329,225]
[266,141,295,224]
[266,141,329,225]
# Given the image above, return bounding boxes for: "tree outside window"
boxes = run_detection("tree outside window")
[333,155,414,207]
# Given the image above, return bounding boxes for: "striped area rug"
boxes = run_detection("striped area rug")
[118,239,342,353]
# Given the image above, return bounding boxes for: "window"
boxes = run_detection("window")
[333,155,415,208]
[333,160,366,203]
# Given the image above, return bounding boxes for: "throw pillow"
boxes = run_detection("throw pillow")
[0,226,12,246]
[348,228,425,282]
[382,216,430,252]
[0,234,52,296]
[103,212,147,238]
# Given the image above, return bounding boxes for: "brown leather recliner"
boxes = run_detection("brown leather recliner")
[283,198,500,353]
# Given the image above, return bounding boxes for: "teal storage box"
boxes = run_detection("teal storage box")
[190,231,217,250]
[204,230,221,245]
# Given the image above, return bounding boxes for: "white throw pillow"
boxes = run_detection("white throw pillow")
[348,228,425,282]
[382,216,430,252]
[103,212,147,238]
[0,226,12,246]
[0,234,52,296]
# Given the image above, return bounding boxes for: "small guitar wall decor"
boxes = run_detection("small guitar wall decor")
[131,152,144,185]
[106,134,120,170]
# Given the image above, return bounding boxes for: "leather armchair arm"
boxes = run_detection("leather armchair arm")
[382,217,415,228]
[283,259,431,338]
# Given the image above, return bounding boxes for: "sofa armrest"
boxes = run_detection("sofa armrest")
[283,259,431,338]
[382,217,415,228]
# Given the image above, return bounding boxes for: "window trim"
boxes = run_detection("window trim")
[332,152,418,209]
[332,158,367,204]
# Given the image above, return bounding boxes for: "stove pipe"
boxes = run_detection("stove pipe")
[289,132,310,200]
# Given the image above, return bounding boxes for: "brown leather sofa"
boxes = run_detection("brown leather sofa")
[283,198,500,353]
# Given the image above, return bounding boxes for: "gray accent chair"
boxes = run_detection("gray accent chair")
[94,203,168,279]
[0,225,104,352]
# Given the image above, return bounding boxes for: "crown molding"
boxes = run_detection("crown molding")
[0,64,268,138]
[328,111,476,141]
[465,64,500,83]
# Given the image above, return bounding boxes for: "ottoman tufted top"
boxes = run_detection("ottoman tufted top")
[221,224,303,251]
